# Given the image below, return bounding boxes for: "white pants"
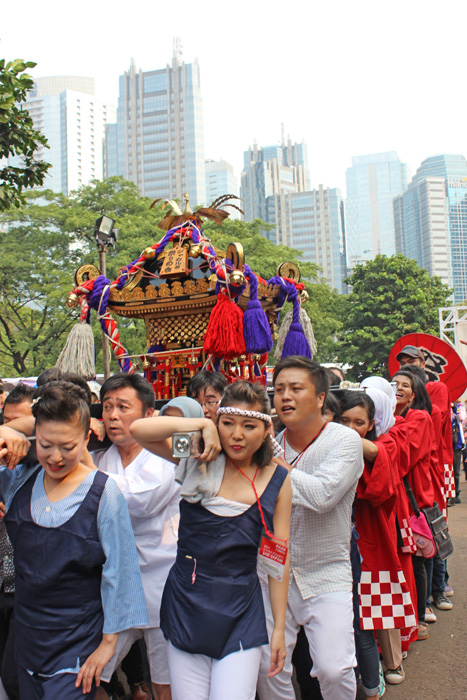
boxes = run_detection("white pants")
[167,642,263,700]
[257,579,356,700]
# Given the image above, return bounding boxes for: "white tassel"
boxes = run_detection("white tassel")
[55,323,96,379]
[274,308,317,360]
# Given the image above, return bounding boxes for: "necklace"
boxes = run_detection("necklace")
[283,421,327,468]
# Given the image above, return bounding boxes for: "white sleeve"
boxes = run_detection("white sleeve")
[104,460,180,519]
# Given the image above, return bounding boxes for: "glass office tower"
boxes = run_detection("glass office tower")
[266,187,347,293]
[15,77,115,195]
[395,154,467,301]
[345,151,408,269]
[105,56,205,206]
[241,140,310,221]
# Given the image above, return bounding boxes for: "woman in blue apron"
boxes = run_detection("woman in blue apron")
[0,381,148,700]
[131,381,292,700]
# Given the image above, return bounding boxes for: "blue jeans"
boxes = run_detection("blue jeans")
[358,629,380,695]
[425,553,446,603]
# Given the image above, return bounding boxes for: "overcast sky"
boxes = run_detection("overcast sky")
[3,0,466,193]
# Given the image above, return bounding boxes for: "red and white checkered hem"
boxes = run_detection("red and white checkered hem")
[399,517,417,554]
[444,463,456,499]
[359,569,416,630]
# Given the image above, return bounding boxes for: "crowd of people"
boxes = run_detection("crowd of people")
[0,346,460,700]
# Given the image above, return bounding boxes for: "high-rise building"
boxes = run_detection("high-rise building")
[241,140,310,221]
[393,178,451,287]
[394,154,467,301]
[266,187,347,293]
[241,139,346,290]
[18,77,115,195]
[345,151,408,268]
[205,160,240,218]
[105,55,205,206]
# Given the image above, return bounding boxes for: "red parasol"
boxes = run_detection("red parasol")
[388,332,467,402]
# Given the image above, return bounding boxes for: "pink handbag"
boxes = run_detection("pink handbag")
[409,513,436,558]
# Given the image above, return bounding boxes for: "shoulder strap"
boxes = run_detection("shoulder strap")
[403,476,420,517]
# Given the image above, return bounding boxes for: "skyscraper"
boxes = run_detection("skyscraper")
[105,55,205,206]
[205,160,240,218]
[393,178,451,287]
[345,152,408,268]
[394,154,467,301]
[241,139,346,291]
[241,140,310,221]
[20,77,115,195]
[266,187,347,293]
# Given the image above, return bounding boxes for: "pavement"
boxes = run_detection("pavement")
[381,495,467,700]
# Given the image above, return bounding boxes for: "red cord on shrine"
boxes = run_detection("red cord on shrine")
[229,459,287,543]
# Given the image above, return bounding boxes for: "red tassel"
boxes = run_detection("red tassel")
[203,294,246,359]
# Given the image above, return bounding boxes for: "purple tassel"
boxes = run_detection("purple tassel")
[243,300,273,354]
[243,265,273,354]
[282,322,312,358]
[281,286,312,359]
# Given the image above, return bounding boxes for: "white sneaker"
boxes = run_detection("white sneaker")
[384,665,405,685]
[425,605,437,623]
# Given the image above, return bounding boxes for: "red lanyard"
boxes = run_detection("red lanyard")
[228,459,287,543]
[283,421,327,468]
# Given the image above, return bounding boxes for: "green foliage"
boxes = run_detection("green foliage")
[338,254,452,380]
[0,59,51,210]
[303,280,346,362]
[0,217,77,375]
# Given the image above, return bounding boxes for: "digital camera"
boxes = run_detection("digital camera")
[172,431,204,458]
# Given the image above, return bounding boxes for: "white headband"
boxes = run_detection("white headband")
[217,406,283,457]
[217,406,272,423]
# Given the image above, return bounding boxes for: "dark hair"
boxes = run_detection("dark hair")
[323,391,341,421]
[36,368,62,387]
[402,364,427,385]
[59,373,92,406]
[339,390,377,441]
[326,366,345,385]
[186,370,228,399]
[32,381,90,434]
[4,383,34,407]
[100,372,155,411]
[391,370,432,414]
[273,356,329,397]
[219,381,273,469]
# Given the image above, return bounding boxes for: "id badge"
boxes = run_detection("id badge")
[258,530,288,582]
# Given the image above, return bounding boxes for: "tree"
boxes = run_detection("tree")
[338,254,452,380]
[0,178,165,376]
[0,59,51,210]
[303,280,346,363]
[0,218,77,375]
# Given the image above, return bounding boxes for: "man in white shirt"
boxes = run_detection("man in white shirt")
[94,373,179,700]
[257,356,363,700]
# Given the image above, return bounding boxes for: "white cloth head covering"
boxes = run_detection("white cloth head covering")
[364,387,395,437]
[360,376,397,416]
[159,396,204,419]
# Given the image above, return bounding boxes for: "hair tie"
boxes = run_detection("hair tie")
[30,396,42,408]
